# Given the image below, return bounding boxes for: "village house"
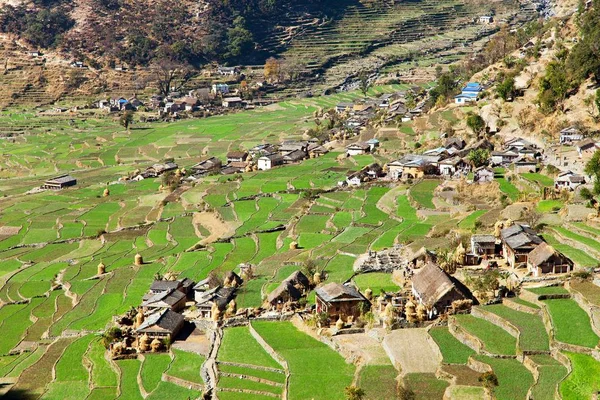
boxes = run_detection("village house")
[344,163,383,186]
[514,157,538,173]
[226,151,248,163]
[217,66,240,76]
[249,144,278,158]
[527,242,573,277]
[307,142,329,157]
[142,289,187,312]
[445,137,466,151]
[257,153,284,170]
[223,97,244,108]
[346,142,371,156]
[315,282,369,322]
[211,83,229,94]
[576,138,599,157]
[405,246,437,269]
[283,149,307,164]
[190,157,222,177]
[473,166,494,183]
[221,161,249,175]
[554,170,585,191]
[479,15,493,23]
[559,126,584,144]
[501,224,543,268]
[366,138,380,151]
[505,137,535,151]
[470,235,497,256]
[411,262,472,318]
[439,157,470,177]
[42,175,77,190]
[423,147,453,159]
[265,271,310,311]
[136,309,184,340]
[139,162,178,179]
[336,102,354,114]
[491,149,519,165]
[388,154,439,180]
[454,82,482,105]
[195,286,237,319]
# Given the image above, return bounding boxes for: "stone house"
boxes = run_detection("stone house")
[527,242,573,277]
[554,171,585,191]
[315,282,369,322]
[142,289,187,312]
[346,143,371,156]
[42,175,77,190]
[411,262,472,318]
[195,286,237,319]
[136,309,184,340]
[559,127,583,144]
[470,235,497,256]
[473,166,494,183]
[257,153,284,170]
[500,224,543,268]
[226,151,248,163]
[191,157,222,176]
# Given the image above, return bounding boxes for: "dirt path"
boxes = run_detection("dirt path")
[376,185,405,222]
[382,328,440,375]
[192,211,235,245]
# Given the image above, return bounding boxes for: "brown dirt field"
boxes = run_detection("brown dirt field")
[332,332,393,366]
[383,329,440,374]
[193,211,236,244]
[441,365,483,386]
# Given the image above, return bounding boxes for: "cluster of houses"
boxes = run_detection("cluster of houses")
[490,137,540,173]
[387,137,478,181]
[336,87,427,133]
[469,222,573,277]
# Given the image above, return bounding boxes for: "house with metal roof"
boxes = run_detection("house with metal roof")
[500,224,543,268]
[136,309,184,340]
[42,175,77,190]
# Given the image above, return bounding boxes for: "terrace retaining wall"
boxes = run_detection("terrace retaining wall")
[162,373,204,391]
[503,298,539,314]
[248,322,290,400]
[565,280,600,339]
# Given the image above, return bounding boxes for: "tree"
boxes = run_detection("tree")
[119,111,133,131]
[398,384,416,400]
[496,76,516,101]
[466,113,486,136]
[358,71,371,97]
[152,58,193,97]
[479,371,499,389]
[537,60,570,113]
[521,207,541,228]
[344,386,365,400]
[264,57,281,83]
[226,16,254,62]
[585,150,600,195]
[467,149,490,168]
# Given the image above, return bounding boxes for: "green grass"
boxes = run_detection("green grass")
[409,180,440,209]
[218,326,281,369]
[526,286,569,295]
[54,335,94,382]
[145,381,201,400]
[473,356,534,400]
[542,234,599,268]
[483,305,549,351]
[454,315,517,355]
[531,363,568,400]
[542,299,600,348]
[508,297,540,309]
[536,199,564,213]
[496,178,519,201]
[357,365,398,400]
[218,364,285,383]
[560,352,600,400]
[428,327,475,364]
[167,349,205,384]
[352,272,399,293]
[521,172,554,187]
[458,210,486,230]
[116,359,144,400]
[553,226,600,253]
[218,375,282,395]
[252,321,354,400]
[141,353,172,393]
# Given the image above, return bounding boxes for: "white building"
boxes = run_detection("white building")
[257,153,284,170]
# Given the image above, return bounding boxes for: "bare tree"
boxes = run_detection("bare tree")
[152,59,193,97]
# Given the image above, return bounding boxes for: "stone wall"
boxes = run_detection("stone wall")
[503,298,538,314]
[448,316,484,354]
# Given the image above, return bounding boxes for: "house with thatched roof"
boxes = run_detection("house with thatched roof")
[411,262,472,318]
[315,282,369,321]
[527,242,573,276]
[264,270,310,310]
[136,309,184,340]
[266,282,302,311]
[406,246,437,269]
[224,271,243,287]
[500,224,543,268]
